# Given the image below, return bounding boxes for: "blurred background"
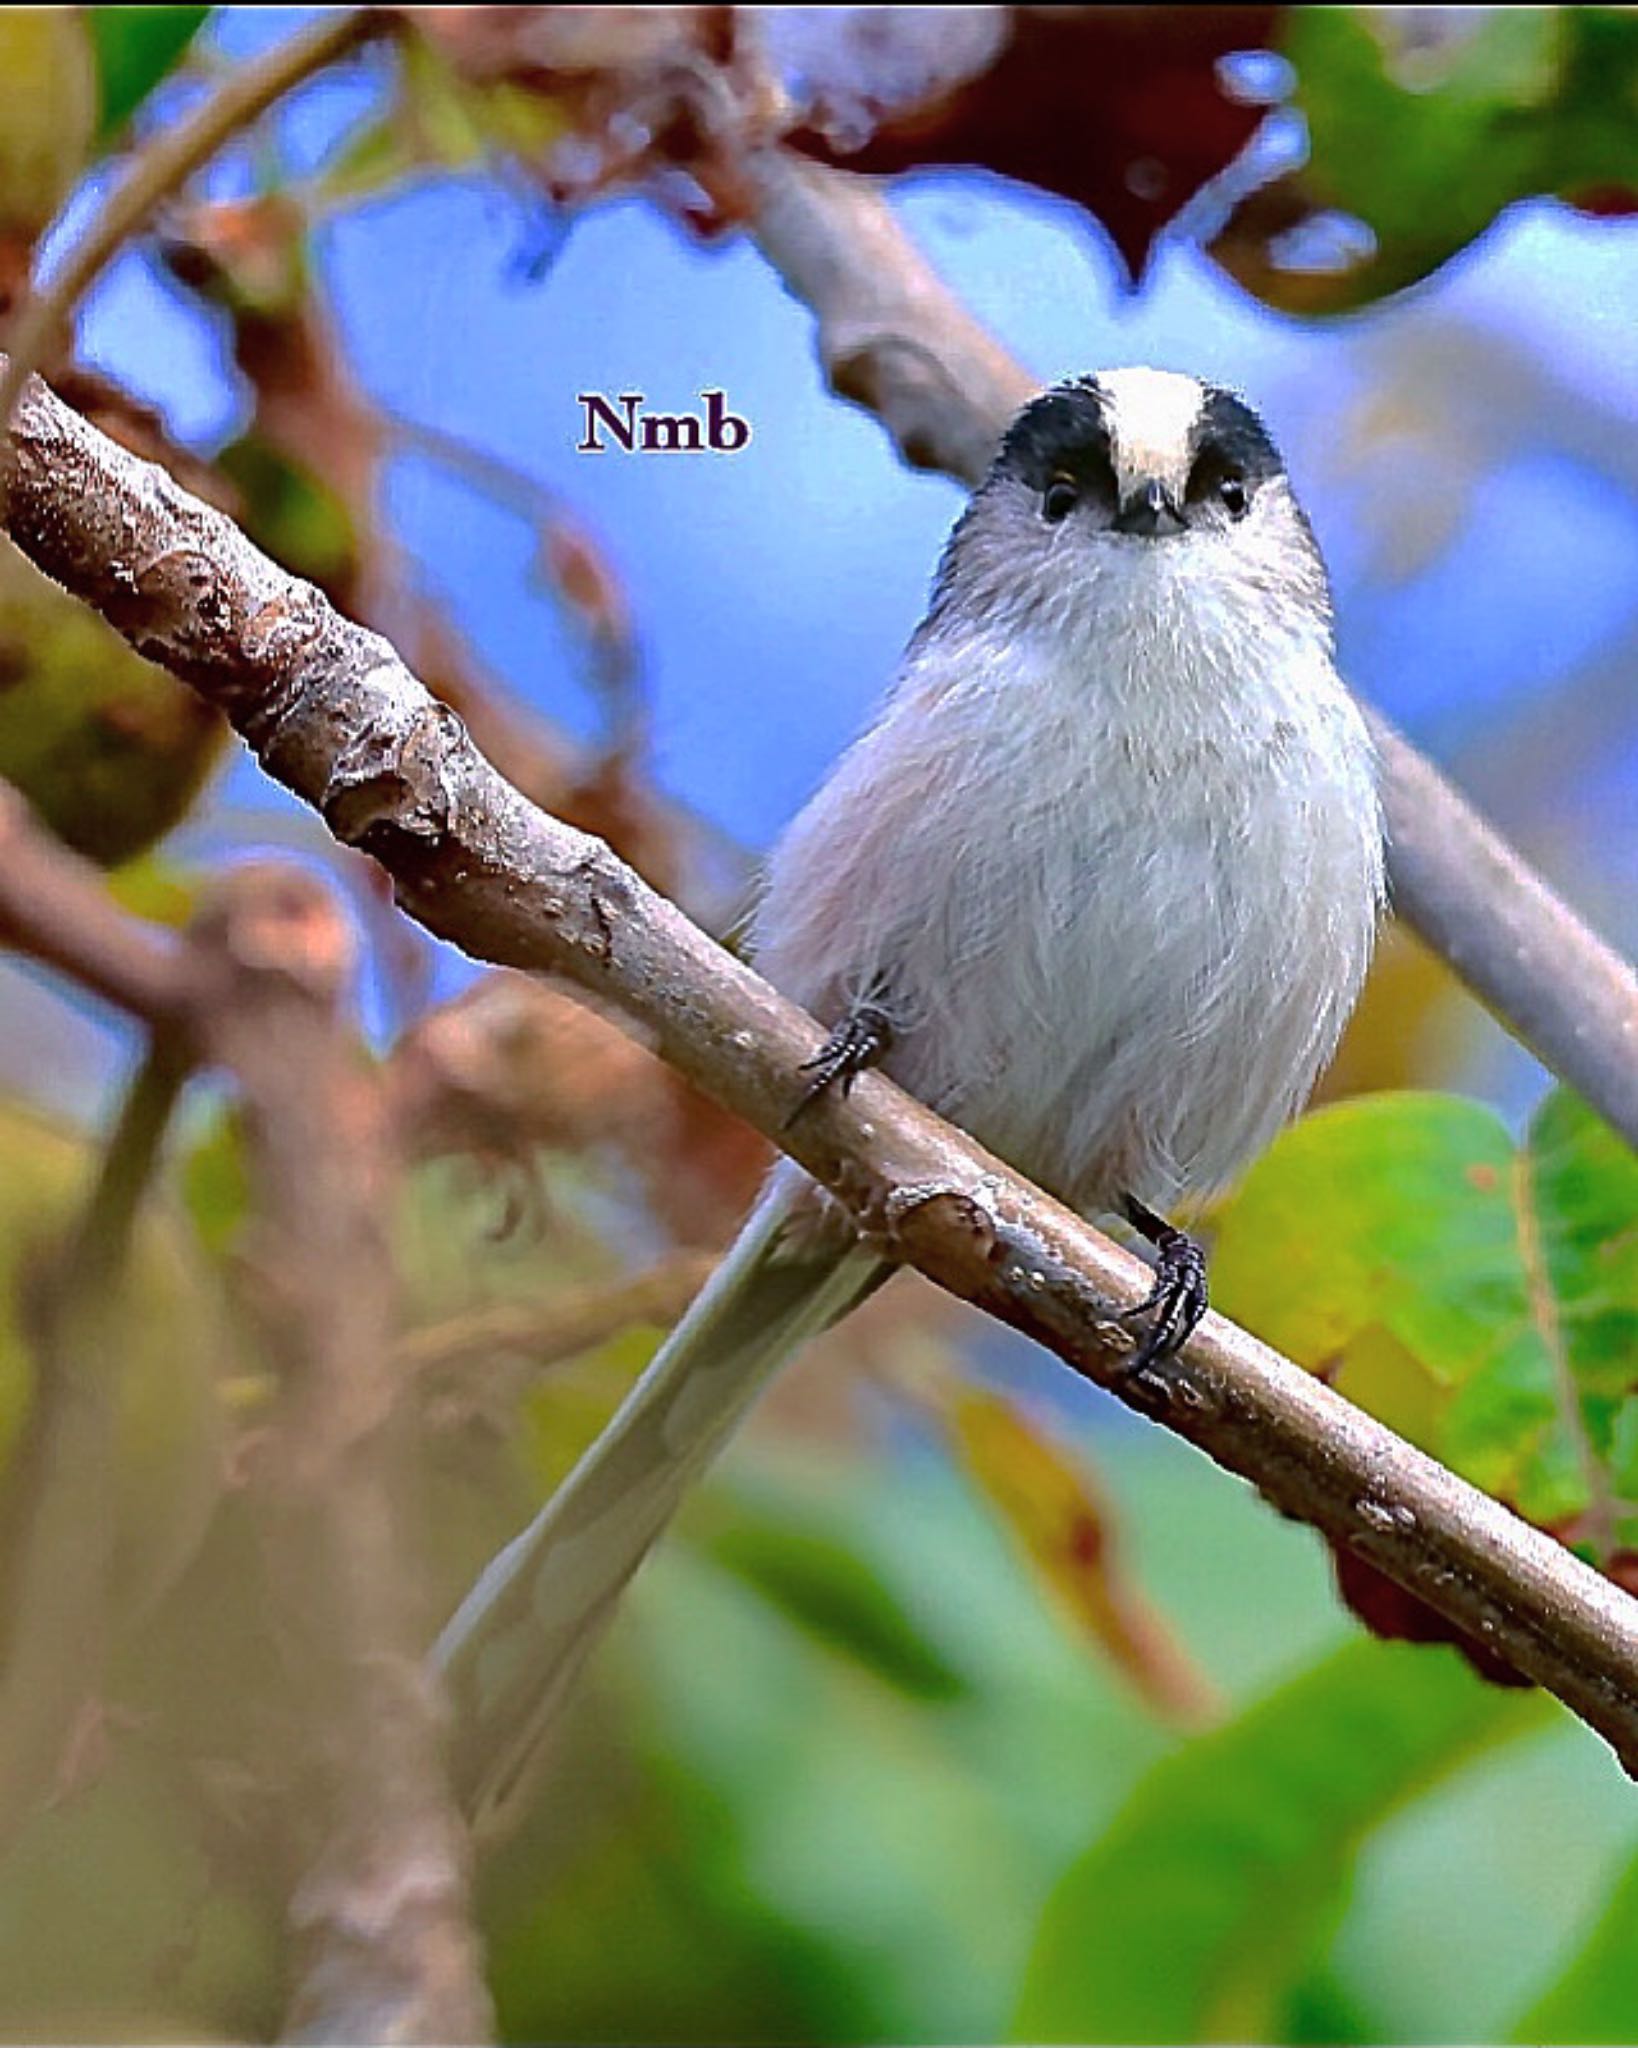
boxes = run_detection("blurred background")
[1,7,1636,2043]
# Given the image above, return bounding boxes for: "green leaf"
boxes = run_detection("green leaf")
[1234,8,1638,311]
[0,13,96,236]
[1547,9,1638,212]
[178,1105,250,1261]
[1211,1091,1638,1550]
[1012,1638,1542,2044]
[317,33,567,205]
[215,437,357,588]
[86,7,210,142]
[1517,1839,1638,2041]
[693,1489,969,1703]
[1290,7,1558,270]
[104,852,199,930]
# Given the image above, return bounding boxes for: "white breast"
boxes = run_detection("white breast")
[755,548,1382,1221]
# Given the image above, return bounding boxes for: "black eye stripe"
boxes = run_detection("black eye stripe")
[988,377,1285,522]
[991,384,1119,502]
[1190,386,1283,492]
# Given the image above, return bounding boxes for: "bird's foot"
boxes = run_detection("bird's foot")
[786,999,894,1128]
[1118,1196,1209,1391]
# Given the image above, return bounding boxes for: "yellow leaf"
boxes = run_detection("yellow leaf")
[942,1389,1221,1727]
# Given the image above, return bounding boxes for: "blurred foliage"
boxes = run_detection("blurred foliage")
[933,1384,1220,1726]
[84,7,209,143]
[3,1066,1632,2042]
[0,544,226,867]
[1015,1638,1546,2044]
[770,7,1277,282]
[0,5,1635,2045]
[392,5,1638,304]
[321,24,570,203]
[690,1488,971,1706]
[210,438,358,592]
[1316,923,1494,1105]
[0,11,94,242]
[1522,1839,1638,2044]
[0,1096,226,1631]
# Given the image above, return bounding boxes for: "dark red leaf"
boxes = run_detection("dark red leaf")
[1566,182,1638,218]
[1331,1545,1533,1690]
[785,8,1282,281]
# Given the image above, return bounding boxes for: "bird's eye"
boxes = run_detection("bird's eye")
[1042,477,1078,523]
[1186,444,1255,520]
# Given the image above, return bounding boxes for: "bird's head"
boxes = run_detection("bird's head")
[923,368,1331,643]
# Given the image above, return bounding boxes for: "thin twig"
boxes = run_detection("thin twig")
[0,8,382,433]
[397,1252,717,1382]
[0,781,187,1029]
[4,359,1637,1771]
[745,149,1638,1154]
[191,867,491,2046]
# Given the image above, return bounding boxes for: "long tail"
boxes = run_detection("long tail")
[436,1163,887,1833]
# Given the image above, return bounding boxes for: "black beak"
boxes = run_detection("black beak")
[1113,480,1186,538]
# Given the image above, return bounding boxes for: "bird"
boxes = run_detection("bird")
[436,367,1385,1830]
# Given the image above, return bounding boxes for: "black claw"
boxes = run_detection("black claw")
[1118,1195,1208,1376]
[785,1000,894,1129]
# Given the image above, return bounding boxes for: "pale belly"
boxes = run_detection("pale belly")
[755,639,1382,1222]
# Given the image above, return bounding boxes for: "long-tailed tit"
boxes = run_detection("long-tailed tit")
[439,368,1385,1827]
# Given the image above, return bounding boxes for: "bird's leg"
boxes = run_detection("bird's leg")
[786,989,895,1128]
[1118,1195,1209,1375]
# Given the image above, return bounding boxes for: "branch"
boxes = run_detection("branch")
[183,868,492,2046]
[5,360,1638,1771]
[395,1253,718,1383]
[747,151,1638,1154]
[0,781,187,1028]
